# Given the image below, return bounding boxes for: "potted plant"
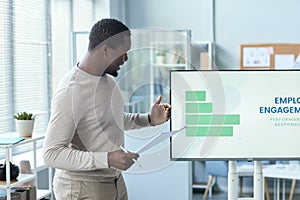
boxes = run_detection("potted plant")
[14,112,35,137]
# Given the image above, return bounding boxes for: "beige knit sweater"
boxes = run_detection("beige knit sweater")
[43,66,150,182]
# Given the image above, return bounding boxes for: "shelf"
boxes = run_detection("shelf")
[0,147,47,172]
[0,133,52,199]
[0,133,45,148]
[0,174,35,189]
[37,189,51,200]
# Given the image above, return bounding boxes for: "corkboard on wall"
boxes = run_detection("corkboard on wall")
[240,43,300,70]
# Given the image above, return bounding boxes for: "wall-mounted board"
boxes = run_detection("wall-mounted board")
[240,43,300,70]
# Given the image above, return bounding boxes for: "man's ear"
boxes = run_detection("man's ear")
[100,44,109,56]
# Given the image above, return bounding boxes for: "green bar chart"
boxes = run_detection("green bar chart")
[185,91,206,101]
[186,126,233,136]
[185,103,213,113]
[185,91,240,137]
[186,114,240,125]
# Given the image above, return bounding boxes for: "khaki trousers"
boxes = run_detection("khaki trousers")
[53,174,128,200]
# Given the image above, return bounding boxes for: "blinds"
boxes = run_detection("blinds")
[0,0,51,134]
[0,0,96,134]
[0,0,13,132]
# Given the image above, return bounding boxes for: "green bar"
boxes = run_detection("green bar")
[186,126,233,137]
[186,103,212,113]
[186,114,240,125]
[185,91,206,101]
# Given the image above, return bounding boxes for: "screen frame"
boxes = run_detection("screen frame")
[170,69,300,161]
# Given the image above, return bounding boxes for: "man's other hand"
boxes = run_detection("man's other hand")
[108,150,139,170]
[149,96,171,126]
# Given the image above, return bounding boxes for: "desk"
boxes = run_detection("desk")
[237,164,254,196]
[263,164,300,200]
[237,164,272,199]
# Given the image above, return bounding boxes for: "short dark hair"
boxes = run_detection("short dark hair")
[88,18,131,51]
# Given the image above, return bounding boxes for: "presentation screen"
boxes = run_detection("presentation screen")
[170,70,300,160]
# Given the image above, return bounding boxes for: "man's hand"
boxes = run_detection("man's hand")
[108,150,139,170]
[150,96,171,126]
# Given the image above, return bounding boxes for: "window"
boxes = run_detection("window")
[0,0,97,159]
[0,0,12,133]
[0,0,51,135]
[0,0,97,135]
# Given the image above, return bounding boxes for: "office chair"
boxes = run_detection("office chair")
[203,161,228,199]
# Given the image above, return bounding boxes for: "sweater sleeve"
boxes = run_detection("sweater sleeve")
[123,112,151,130]
[43,89,108,171]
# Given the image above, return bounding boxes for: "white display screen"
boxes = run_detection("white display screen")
[170,70,300,160]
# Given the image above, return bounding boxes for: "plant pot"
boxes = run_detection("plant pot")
[156,55,165,64]
[15,119,34,137]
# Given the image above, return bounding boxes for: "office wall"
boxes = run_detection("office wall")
[94,0,110,20]
[109,0,300,196]
[111,0,300,70]
[214,0,300,69]
[123,123,192,200]
[123,0,212,41]
[124,161,191,200]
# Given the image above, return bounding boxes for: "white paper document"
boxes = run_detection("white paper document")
[293,53,300,69]
[274,54,295,69]
[136,126,186,154]
[243,47,272,67]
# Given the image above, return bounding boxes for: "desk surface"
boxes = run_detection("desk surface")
[237,163,272,177]
[263,164,300,180]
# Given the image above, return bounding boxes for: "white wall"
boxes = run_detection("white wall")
[94,0,111,20]
[123,0,212,41]
[116,0,300,70]
[214,0,300,69]
[124,162,191,200]
[123,123,192,200]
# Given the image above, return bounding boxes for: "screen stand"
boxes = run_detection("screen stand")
[228,160,263,200]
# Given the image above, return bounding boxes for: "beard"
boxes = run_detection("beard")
[105,59,123,77]
[107,71,118,77]
[104,65,119,77]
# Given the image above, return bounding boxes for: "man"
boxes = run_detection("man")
[43,18,171,200]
